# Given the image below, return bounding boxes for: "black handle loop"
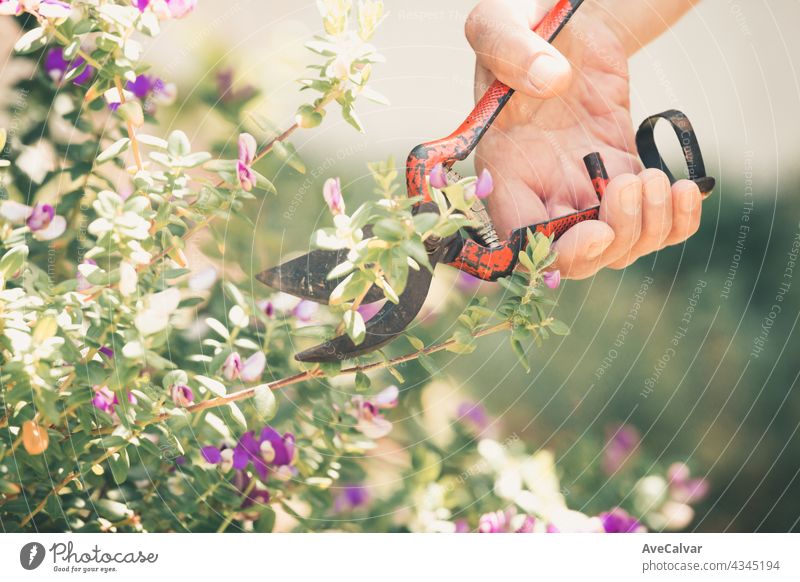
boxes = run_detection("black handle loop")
[636,109,716,196]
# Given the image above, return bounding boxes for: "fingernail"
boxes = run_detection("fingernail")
[528,54,565,92]
[645,176,669,206]
[680,187,698,213]
[620,182,641,216]
[587,239,610,260]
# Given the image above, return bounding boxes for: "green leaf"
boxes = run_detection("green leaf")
[0,245,28,278]
[548,319,570,336]
[96,138,131,164]
[256,507,276,532]
[96,499,133,521]
[107,449,130,485]
[344,310,366,344]
[253,384,277,421]
[405,335,425,351]
[14,27,47,54]
[373,218,406,242]
[195,375,226,397]
[167,130,191,157]
[510,338,530,373]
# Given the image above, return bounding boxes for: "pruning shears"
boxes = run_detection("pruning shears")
[258,0,715,363]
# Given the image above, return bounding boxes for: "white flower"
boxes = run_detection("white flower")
[134,288,181,335]
[119,262,138,296]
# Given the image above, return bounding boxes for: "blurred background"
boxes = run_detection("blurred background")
[5,0,798,531]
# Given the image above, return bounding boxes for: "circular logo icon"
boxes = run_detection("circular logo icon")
[19,542,46,570]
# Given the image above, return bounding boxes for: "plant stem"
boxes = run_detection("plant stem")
[20,432,139,527]
[85,320,512,437]
[114,77,143,171]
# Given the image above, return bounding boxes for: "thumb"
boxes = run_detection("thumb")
[465,0,572,99]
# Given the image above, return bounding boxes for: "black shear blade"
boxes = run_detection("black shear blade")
[256,248,384,305]
[294,261,435,363]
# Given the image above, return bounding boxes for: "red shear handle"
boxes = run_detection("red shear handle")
[405,0,585,204]
[449,109,716,281]
[449,153,607,281]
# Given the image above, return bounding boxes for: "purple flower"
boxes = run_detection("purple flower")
[323,177,345,215]
[92,386,116,414]
[334,483,370,512]
[201,445,222,464]
[542,269,561,290]
[108,74,172,114]
[603,424,640,475]
[26,203,54,231]
[668,463,709,504]
[170,384,194,407]
[203,425,295,482]
[237,133,257,192]
[98,346,114,359]
[474,168,494,199]
[222,352,242,381]
[599,508,646,533]
[457,401,489,431]
[135,0,197,19]
[0,200,66,241]
[429,163,448,189]
[216,68,257,105]
[456,272,481,293]
[44,47,93,86]
[128,74,160,100]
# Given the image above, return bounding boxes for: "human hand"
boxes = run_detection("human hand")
[465,0,704,279]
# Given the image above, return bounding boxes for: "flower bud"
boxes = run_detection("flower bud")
[474,168,494,199]
[542,270,561,289]
[429,164,448,189]
[323,177,345,215]
[170,383,194,407]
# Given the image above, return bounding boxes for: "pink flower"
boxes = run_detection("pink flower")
[292,300,319,323]
[542,270,561,289]
[237,133,257,192]
[603,424,640,475]
[352,387,398,439]
[474,168,494,199]
[0,200,66,241]
[323,177,345,215]
[429,163,448,189]
[357,301,383,322]
[222,352,243,381]
[668,463,709,504]
[240,351,266,382]
[91,386,136,415]
[165,0,196,18]
[0,1,22,16]
[170,384,194,407]
[134,0,196,19]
